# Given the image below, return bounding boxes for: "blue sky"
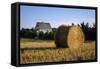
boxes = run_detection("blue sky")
[20,5,95,29]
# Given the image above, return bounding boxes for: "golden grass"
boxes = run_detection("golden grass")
[20,38,56,48]
[20,38,96,64]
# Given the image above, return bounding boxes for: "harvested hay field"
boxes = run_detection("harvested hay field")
[20,39,96,64]
[20,38,56,48]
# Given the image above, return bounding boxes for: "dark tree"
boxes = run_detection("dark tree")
[38,31,44,39]
[20,28,36,39]
[80,22,96,41]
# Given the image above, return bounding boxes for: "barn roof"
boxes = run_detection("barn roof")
[35,22,51,30]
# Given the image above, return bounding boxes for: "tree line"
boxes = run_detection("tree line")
[20,28,56,40]
[80,22,96,41]
[20,22,96,41]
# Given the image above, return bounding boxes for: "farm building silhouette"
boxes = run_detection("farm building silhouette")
[35,22,52,33]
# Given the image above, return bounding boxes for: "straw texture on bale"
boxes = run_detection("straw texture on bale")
[67,25,84,48]
[55,25,84,48]
[55,25,70,48]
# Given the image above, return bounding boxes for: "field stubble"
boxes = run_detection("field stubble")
[20,39,96,64]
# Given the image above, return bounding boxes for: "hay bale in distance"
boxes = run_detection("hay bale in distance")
[55,25,70,48]
[67,25,84,48]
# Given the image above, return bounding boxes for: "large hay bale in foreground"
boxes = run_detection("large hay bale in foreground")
[67,26,84,48]
[55,25,84,48]
[55,25,70,48]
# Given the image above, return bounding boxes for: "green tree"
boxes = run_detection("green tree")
[38,31,44,39]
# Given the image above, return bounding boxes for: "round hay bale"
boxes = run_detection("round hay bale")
[55,25,70,48]
[67,25,84,48]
